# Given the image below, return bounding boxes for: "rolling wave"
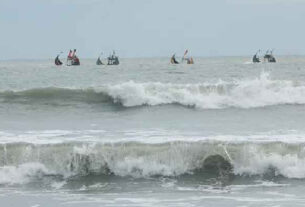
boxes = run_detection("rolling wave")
[1,72,305,109]
[1,141,305,185]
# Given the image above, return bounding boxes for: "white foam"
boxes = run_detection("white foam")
[2,129,305,144]
[2,133,305,179]
[177,185,231,194]
[2,71,305,110]
[101,72,305,109]
[0,163,51,185]
[234,153,305,178]
[51,181,67,189]
[88,183,108,189]
[231,181,289,191]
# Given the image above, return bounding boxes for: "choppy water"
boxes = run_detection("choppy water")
[1,57,305,207]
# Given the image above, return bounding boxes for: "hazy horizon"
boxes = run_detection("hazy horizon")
[1,0,305,60]
[2,54,305,61]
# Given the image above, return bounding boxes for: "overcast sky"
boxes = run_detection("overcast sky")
[0,0,305,59]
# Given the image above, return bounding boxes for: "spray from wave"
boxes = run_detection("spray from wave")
[1,72,305,109]
[1,141,305,185]
[104,72,305,108]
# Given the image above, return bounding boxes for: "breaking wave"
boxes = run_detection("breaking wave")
[1,141,305,184]
[1,72,305,109]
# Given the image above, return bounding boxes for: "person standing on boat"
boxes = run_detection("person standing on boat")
[72,49,76,58]
[68,50,72,59]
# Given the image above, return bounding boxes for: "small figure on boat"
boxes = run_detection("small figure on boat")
[181,50,194,64]
[107,51,119,65]
[252,50,261,63]
[170,54,179,64]
[67,49,80,66]
[55,52,63,66]
[96,52,104,65]
[264,49,276,63]
[186,57,194,64]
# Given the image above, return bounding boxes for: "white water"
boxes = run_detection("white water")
[104,72,305,108]
[2,71,305,109]
[1,140,305,185]
[1,57,305,207]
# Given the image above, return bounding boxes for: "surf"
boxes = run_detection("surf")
[1,140,305,185]
[1,72,305,109]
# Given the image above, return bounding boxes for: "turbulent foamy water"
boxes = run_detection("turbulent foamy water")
[1,57,305,207]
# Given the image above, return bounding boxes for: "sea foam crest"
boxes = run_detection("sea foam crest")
[1,72,305,109]
[0,163,51,184]
[2,141,305,184]
[103,72,305,108]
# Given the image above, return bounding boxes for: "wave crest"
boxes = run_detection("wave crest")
[105,72,305,108]
[1,72,305,109]
[1,141,305,184]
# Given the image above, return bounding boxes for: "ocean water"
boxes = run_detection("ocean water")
[1,57,305,206]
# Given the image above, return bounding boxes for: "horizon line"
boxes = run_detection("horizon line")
[1,54,304,61]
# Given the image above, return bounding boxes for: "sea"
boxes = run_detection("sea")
[1,57,305,207]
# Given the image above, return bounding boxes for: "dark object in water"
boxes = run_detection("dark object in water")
[252,50,260,63]
[55,54,63,66]
[96,57,103,65]
[96,52,104,65]
[253,54,260,63]
[191,154,234,187]
[264,50,276,63]
[203,154,233,176]
[67,49,80,66]
[182,49,194,64]
[172,50,194,64]
[170,54,179,64]
[107,51,119,65]
[186,57,194,64]
[67,57,80,66]
[268,55,276,62]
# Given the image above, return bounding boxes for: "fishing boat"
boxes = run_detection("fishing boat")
[269,56,276,62]
[67,49,80,66]
[54,52,63,66]
[107,51,119,65]
[252,50,260,63]
[181,49,194,64]
[96,53,104,65]
[170,50,194,65]
[186,57,194,64]
[264,50,276,63]
[170,54,179,64]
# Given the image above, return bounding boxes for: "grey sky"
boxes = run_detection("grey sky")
[0,0,304,59]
